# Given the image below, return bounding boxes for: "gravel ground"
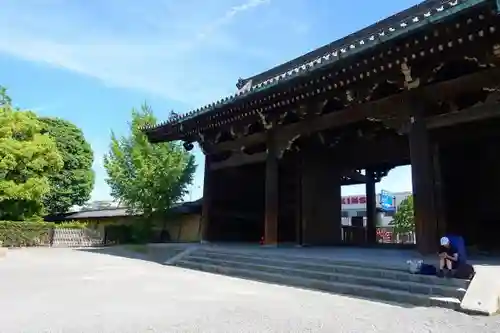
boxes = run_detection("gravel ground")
[0,248,499,333]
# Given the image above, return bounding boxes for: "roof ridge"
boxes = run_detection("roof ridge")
[237,0,449,89]
[142,0,482,133]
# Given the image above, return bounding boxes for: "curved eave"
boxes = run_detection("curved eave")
[144,126,178,143]
[240,0,458,87]
[142,0,491,143]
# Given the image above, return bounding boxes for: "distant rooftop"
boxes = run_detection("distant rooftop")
[45,199,202,221]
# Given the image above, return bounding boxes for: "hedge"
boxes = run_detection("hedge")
[53,221,88,229]
[0,221,54,247]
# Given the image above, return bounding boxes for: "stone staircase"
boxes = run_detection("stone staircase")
[172,248,470,310]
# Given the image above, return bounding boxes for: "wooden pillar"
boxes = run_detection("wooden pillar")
[295,156,303,245]
[301,145,342,245]
[408,104,438,254]
[200,156,211,243]
[264,131,279,245]
[365,170,377,244]
[433,145,447,238]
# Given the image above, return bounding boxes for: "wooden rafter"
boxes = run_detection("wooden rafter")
[210,152,266,170]
[207,68,500,154]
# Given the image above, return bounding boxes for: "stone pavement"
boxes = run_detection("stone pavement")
[0,248,499,333]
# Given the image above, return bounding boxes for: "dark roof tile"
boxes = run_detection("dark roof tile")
[143,0,485,133]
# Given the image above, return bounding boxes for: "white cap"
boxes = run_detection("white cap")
[440,237,450,246]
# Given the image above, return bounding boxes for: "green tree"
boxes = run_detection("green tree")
[40,117,95,214]
[0,88,63,220]
[390,195,415,234]
[103,104,196,220]
[0,86,12,106]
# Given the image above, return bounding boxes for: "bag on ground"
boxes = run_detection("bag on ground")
[419,263,437,275]
[407,259,423,274]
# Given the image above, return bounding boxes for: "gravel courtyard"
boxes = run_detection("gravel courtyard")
[0,248,498,333]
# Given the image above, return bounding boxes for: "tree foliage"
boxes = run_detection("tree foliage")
[0,86,12,106]
[104,104,196,219]
[390,195,415,234]
[0,88,63,220]
[40,117,95,214]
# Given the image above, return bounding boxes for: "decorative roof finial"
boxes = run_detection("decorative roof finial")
[236,78,246,89]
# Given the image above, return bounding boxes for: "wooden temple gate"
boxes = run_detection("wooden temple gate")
[145,0,500,254]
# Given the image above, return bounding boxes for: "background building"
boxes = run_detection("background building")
[341,191,412,227]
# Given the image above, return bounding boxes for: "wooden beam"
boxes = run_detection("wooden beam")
[329,135,410,170]
[210,152,266,170]
[395,101,500,134]
[426,102,500,130]
[264,131,279,245]
[365,169,377,244]
[207,132,265,154]
[340,178,366,186]
[409,103,438,255]
[342,170,368,183]
[200,157,211,242]
[211,209,261,221]
[206,68,500,154]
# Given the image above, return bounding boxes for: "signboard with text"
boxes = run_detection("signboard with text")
[380,190,396,211]
[342,195,367,205]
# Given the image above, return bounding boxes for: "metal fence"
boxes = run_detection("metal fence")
[50,228,104,247]
[376,227,416,244]
[340,225,416,245]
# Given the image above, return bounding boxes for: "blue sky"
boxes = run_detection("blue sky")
[0,0,419,203]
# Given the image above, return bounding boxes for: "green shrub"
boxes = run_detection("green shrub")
[0,221,54,247]
[54,221,88,229]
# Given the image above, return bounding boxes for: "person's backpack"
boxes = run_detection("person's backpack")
[419,263,437,276]
[454,263,475,280]
[446,234,467,263]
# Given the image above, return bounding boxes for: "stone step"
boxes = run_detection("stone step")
[195,249,469,289]
[176,260,462,310]
[185,255,466,299]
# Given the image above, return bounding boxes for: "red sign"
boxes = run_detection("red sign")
[342,195,367,205]
[377,229,393,242]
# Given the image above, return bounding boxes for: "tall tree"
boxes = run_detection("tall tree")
[40,118,95,214]
[104,104,196,219]
[0,86,12,106]
[0,88,63,220]
[390,195,415,234]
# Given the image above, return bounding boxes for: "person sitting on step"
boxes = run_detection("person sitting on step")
[437,236,459,278]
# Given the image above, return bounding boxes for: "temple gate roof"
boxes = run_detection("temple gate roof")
[142,0,491,142]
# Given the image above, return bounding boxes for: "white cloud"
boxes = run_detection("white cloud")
[0,0,278,107]
[0,0,415,200]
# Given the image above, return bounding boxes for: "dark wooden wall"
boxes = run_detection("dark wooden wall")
[438,119,500,252]
[277,150,301,243]
[208,162,265,242]
[300,145,342,245]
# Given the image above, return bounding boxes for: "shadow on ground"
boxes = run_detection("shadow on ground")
[76,244,192,264]
[76,246,157,263]
[76,246,420,309]
[77,245,491,311]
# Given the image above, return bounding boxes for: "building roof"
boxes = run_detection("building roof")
[237,0,457,89]
[143,0,485,136]
[45,199,202,221]
[60,208,137,219]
